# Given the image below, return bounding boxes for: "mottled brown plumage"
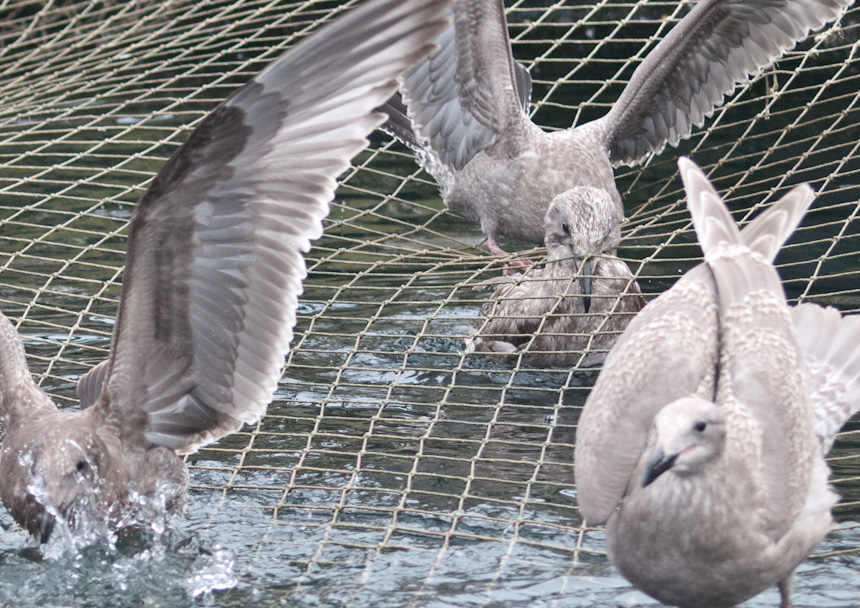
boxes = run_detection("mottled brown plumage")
[469,188,643,367]
[0,0,450,543]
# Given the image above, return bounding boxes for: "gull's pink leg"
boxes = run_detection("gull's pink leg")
[486,234,532,273]
[486,234,507,257]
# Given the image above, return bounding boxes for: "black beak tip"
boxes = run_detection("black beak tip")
[38,513,56,544]
[642,452,678,488]
[579,260,593,311]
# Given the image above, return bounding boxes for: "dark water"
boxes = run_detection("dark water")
[1,0,860,606]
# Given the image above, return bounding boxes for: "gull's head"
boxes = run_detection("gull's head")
[544,186,621,260]
[544,187,621,308]
[0,416,121,543]
[642,397,727,487]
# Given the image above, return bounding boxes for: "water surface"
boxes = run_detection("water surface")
[1,0,860,606]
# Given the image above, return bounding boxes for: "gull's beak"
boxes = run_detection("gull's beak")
[38,512,56,544]
[642,448,678,487]
[36,475,81,543]
[579,258,593,313]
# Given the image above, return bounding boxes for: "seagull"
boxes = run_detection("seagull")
[574,158,860,608]
[381,0,851,255]
[469,187,644,367]
[0,0,450,544]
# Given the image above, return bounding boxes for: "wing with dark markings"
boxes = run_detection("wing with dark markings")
[394,0,530,174]
[601,0,850,166]
[92,0,450,453]
[379,59,530,152]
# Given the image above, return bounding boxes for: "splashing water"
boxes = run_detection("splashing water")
[17,444,185,558]
[0,495,239,607]
[187,545,238,598]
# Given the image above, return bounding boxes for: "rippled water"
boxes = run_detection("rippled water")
[4,200,860,606]
[4,503,860,607]
[4,215,860,608]
[1,1,860,607]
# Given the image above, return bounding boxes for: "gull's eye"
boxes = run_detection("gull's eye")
[693,421,707,433]
[76,459,88,472]
[561,221,570,236]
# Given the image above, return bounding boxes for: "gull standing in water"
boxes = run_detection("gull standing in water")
[382,0,851,255]
[574,158,860,608]
[0,0,450,543]
[468,187,644,367]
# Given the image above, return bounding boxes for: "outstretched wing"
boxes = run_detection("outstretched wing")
[600,0,850,166]
[389,0,531,179]
[92,0,450,453]
[378,59,530,153]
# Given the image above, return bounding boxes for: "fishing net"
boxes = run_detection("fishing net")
[1,0,860,604]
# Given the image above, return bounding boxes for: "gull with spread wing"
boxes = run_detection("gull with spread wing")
[382,0,850,255]
[0,0,450,544]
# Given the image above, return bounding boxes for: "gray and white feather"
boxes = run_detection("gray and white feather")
[0,0,450,543]
[575,158,860,608]
[381,0,850,255]
[469,187,644,367]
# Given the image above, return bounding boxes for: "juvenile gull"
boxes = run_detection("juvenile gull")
[574,158,860,608]
[381,0,851,255]
[469,187,644,367]
[0,0,450,543]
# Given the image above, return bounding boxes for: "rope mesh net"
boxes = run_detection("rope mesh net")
[2,0,860,603]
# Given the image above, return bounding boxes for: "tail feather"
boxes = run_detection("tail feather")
[792,303,860,453]
[679,158,787,312]
[679,157,744,254]
[740,184,815,261]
